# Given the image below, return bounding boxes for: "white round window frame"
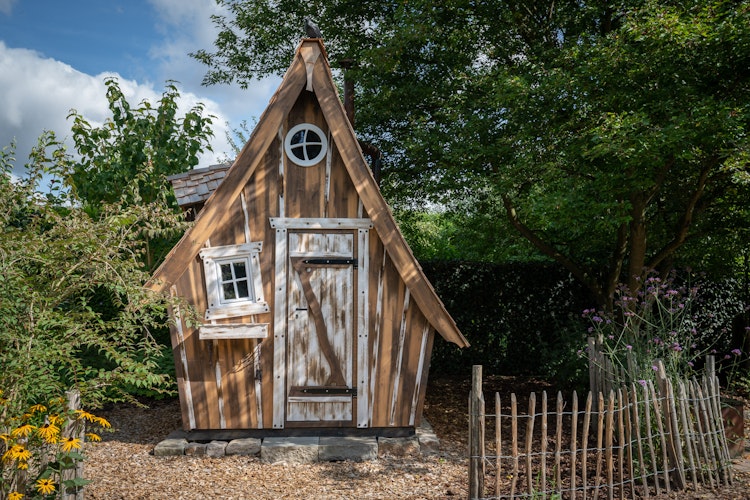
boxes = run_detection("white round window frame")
[284,123,328,167]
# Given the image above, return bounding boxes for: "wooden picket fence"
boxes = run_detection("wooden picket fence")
[468,363,734,499]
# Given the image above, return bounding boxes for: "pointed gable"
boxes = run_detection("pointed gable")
[150,38,467,348]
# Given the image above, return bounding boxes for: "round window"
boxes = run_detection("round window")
[284,123,328,167]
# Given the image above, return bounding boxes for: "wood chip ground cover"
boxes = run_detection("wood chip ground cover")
[83,376,750,499]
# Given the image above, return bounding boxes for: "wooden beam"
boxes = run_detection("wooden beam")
[148,49,308,293]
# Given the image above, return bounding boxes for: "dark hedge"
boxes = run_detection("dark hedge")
[422,261,747,387]
[422,261,593,383]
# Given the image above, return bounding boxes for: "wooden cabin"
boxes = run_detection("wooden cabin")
[149,38,468,433]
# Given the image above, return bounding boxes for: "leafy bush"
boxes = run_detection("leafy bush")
[581,271,746,388]
[0,135,185,419]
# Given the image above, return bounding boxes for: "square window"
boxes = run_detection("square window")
[199,242,269,320]
[219,260,251,302]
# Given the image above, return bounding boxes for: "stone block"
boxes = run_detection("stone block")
[184,442,207,456]
[377,436,421,458]
[261,436,319,464]
[417,431,440,456]
[417,419,440,456]
[318,436,377,462]
[153,438,187,457]
[206,440,228,458]
[226,438,262,456]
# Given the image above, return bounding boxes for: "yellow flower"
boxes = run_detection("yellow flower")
[48,414,64,426]
[35,478,56,495]
[27,403,47,414]
[60,436,82,453]
[85,432,102,442]
[11,424,35,438]
[46,396,65,408]
[74,409,97,422]
[36,423,60,444]
[16,460,29,470]
[7,491,24,500]
[94,416,111,429]
[2,444,31,462]
[0,433,10,443]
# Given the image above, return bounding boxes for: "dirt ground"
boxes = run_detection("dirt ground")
[83,374,750,499]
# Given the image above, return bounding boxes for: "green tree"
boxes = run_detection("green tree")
[61,78,215,270]
[194,0,750,308]
[66,78,214,213]
[0,134,187,418]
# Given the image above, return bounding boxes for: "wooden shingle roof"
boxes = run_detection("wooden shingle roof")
[168,163,231,208]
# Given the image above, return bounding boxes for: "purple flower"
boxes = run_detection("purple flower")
[732,348,742,356]
[652,365,659,371]
[626,345,633,350]
[592,316,603,323]
[672,343,682,352]
[687,361,694,367]
[725,354,732,360]
[638,380,647,388]
[608,335,614,340]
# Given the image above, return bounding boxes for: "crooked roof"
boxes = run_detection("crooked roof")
[150,38,468,348]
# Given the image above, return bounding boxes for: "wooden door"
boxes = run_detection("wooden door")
[286,229,357,424]
[270,218,372,428]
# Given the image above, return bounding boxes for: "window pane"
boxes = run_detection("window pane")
[305,144,322,159]
[220,263,233,281]
[233,262,247,278]
[223,282,236,300]
[290,130,306,145]
[236,279,249,298]
[306,131,321,143]
[290,144,305,161]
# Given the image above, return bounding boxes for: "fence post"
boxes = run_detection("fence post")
[654,360,686,490]
[62,389,84,500]
[469,365,485,499]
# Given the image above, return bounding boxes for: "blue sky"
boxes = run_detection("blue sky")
[0,0,281,175]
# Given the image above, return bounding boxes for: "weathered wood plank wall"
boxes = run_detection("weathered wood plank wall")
[168,89,437,431]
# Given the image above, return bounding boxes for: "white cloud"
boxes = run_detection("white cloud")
[0,41,236,177]
[146,0,281,159]
[0,0,17,16]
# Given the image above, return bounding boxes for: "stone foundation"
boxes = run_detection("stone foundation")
[153,420,440,463]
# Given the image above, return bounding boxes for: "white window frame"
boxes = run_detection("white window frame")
[199,242,268,320]
[284,123,328,167]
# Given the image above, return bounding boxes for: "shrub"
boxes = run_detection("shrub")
[581,271,745,388]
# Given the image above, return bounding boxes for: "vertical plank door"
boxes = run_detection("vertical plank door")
[285,229,357,424]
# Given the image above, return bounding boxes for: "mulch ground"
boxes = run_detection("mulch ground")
[83,374,750,499]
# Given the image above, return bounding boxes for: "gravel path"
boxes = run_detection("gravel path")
[84,397,467,499]
[82,377,750,499]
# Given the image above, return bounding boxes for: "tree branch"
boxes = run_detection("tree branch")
[649,161,713,269]
[502,195,605,303]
